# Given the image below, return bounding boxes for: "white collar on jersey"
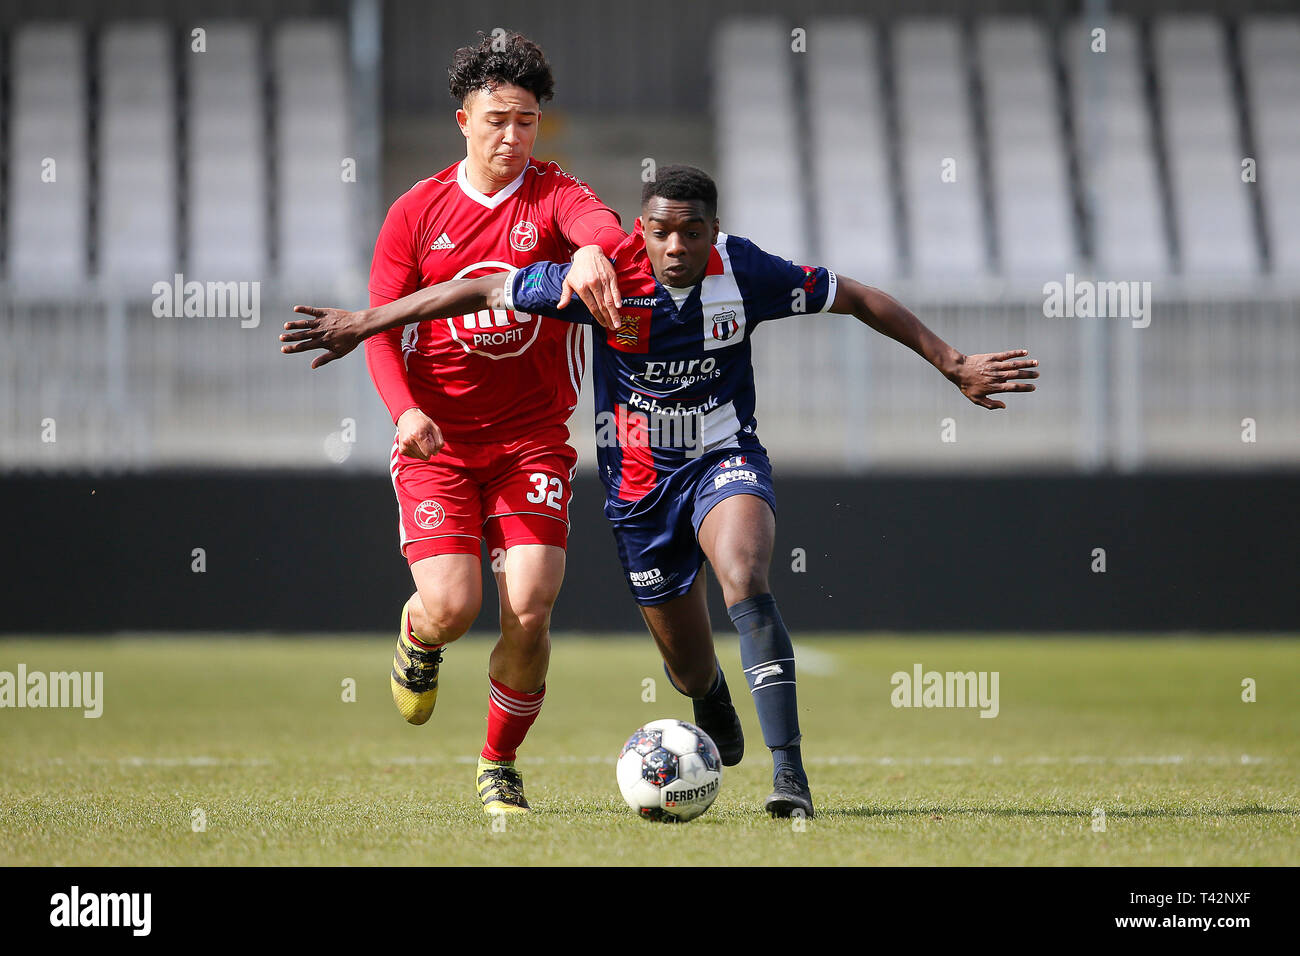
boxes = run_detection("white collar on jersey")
[456,159,528,209]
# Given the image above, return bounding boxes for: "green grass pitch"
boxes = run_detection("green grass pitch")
[1,635,1296,866]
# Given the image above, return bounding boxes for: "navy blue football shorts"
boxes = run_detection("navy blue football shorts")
[605,449,777,607]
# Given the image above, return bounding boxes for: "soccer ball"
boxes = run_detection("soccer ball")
[616,718,722,822]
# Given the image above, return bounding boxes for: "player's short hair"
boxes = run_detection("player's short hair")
[641,165,718,219]
[448,31,555,107]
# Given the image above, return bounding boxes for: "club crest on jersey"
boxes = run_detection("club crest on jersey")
[720,455,748,468]
[608,307,651,353]
[710,309,739,342]
[509,220,538,252]
[799,265,818,295]
[414,499,445,530]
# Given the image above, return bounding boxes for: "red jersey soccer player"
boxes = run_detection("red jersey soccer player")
[324,33,625,814]
[284,166,1040,817]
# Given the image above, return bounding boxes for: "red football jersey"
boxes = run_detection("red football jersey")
[366,158,622,442]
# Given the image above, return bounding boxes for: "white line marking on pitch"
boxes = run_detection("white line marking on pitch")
[36,753,1271,768]
[791,643,837,676]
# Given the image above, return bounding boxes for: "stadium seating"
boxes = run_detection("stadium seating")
[274,19,354,281]
[1,9,1295,471]
[713,19,810,264]
[99,22,176,290]
[1067,18,1171,276]
[892,18,987,278]
[8,23,89,293]
[1154,16,1259,276]
[978,17,1074,277]
[806,18,896,280]
[1241,16,1300,275]
[186,22,267,278]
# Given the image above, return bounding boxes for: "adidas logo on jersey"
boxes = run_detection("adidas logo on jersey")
[429,233,455,251]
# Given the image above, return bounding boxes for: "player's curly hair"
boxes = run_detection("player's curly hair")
[448,31,555,107]
[641,165,718,218]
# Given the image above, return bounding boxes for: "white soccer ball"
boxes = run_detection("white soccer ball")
[616,718,722,822]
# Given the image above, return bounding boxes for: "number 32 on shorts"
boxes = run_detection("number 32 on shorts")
[526,472,565,510]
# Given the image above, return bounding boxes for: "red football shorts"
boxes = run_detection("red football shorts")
[389,425,578,565]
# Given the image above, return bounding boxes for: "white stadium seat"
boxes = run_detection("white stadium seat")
[1241,16,1300,276]
[1154,16,1259,275]
[186,22,266,279]
[978,18,1075,277]
[713,19,810,263]
[894,18,986,277]
[8,23,88,291]
[274,19,354,281]
[806,18,896,280]
[99,22,177,289]
[1068,18,1171,275]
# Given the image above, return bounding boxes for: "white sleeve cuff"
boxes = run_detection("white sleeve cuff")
[819,270,838,313]
[502,267,519,312]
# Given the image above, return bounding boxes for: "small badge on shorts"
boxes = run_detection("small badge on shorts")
[720,455,748,468]
[414,499,446,530]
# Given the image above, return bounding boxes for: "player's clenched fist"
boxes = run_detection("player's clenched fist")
[397,408,444,460]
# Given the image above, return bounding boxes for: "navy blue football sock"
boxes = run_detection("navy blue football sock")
[729,593,805,778]
[663,659,728,701]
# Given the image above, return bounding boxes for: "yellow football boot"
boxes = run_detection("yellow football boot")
[389,600,443,725]
[476,757,531,814]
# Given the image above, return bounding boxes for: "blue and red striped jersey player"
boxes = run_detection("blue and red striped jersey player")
[281,165,1040,817]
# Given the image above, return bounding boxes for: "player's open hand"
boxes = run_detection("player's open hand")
[280,306,366,369]
[559,244,623,329]
[396,407,444,461]
[949,349,1039,410]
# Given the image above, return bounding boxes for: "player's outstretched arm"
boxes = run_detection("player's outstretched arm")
[280,274,509,368]
[557,244,623,329]
[829,276,1039,410]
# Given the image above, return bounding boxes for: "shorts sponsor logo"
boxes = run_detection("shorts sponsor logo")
[414,499,446,530]
[509,220,538,252]
[714,468,758,490]
[628,567,664,588]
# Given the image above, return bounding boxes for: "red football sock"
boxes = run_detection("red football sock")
[481,677,545,763]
